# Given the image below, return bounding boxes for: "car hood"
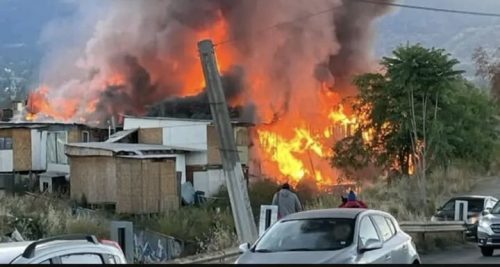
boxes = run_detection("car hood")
[236,248,355,264]
[481,214,500,224]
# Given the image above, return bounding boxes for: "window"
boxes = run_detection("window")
[441,200,455,211]
[0,137,12,150]
[39,259,52,264]
[60,254,104,264]
[385,217,396,236]
[82,131,90,142]
[372,215,394,242]
[358,217,381,247]
[46,131,68,164]
[254,218,355,252]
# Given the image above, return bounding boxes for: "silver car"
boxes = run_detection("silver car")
[235,208,421,264]
[477,201,500,256]
[0,235,127,264]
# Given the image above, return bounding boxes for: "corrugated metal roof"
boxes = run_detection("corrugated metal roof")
[0,121,92,129]
[123,115,254,126]
[105,128,138,143]
[67,142,202,153]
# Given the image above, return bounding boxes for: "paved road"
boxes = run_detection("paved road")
[422,176,500,264]
[422,243,500,264]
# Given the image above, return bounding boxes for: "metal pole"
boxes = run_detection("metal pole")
[197,39,258,244]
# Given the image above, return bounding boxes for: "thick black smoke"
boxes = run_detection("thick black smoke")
[35,0,395,125]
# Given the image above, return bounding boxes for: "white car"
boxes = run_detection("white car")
[236,208,421,264]
[0,235,127,264]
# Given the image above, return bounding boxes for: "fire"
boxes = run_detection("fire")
[256,102,359,187]
[24,6,372,189]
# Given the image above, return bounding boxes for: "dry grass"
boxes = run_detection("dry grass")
[0,195,110,241]
[360,166,476,220]
[306,166,479,253]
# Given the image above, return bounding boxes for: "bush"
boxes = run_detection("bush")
[0,195,111,240]
[135,206,235,256]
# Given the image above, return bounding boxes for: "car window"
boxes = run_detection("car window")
[441,200,455,211]
[463,199,484,212]
[491,201,500,214]
[358,217,381,247]
[486,199,497,209]
[385,217,396,235]
[254,218,355,252]
[60,254,104,264]
[39,259,52,264]
[371,215,394,242]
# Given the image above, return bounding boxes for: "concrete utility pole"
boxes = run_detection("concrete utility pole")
[197,39,258,244]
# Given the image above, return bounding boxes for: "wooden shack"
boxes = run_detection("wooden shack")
[66,142,189,214]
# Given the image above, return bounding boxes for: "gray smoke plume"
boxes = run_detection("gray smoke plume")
[33,0,394,125]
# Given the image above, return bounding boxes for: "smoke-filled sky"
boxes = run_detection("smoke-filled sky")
[2,0,500,121]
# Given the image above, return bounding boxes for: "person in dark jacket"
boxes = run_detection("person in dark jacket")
[272,183,303,219]
[339,190,368,209]
[339,195,348,208]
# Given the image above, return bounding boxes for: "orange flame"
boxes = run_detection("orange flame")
[25,9,372,188]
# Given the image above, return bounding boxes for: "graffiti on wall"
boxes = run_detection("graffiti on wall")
[133,228,183,263]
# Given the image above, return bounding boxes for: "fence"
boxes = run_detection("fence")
[167,221,468,264]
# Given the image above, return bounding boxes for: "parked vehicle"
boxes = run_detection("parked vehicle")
[431,195,498,239]
[235,208,421,264]
[477,200,500,256]
[0,235,127,264]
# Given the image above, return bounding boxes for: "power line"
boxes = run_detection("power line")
[354,0,500,17]
[214,0,500,47]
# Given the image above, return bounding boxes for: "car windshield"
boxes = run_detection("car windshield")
[441,198,484,212]
[491,202,500,214]
[253,218,355,252]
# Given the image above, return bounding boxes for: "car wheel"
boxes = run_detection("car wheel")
[480,247,494,257]
[412,260,420,264]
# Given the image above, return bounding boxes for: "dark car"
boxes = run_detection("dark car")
[431,195,498,239]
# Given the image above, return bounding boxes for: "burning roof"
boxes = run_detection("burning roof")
[26,0,395,187]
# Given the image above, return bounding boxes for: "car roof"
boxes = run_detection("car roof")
[450,195,493,200]
[283,208,367,220]
[0,241,32,263]
[0,240,119,263]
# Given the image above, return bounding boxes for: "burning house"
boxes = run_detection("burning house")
[23,0,395,189]
[0,122,108,195]
[121,115,252,196]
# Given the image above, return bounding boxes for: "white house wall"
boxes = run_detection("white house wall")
[31,130,43,171]
[162,125,208,150]
[193,171,209,194]
[123,117,210,130]
[186,151,207,165]
[175,154,186,184]
[193,169,226,197]
[207,169,226,196]
[0,150,13,172]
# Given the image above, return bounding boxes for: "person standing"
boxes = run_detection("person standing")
[339,190,368,209]
[272,183,303,219]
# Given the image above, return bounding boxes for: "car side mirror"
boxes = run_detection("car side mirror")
[359,239,383,253]
[482,209,491,216]
[239,243,250,253]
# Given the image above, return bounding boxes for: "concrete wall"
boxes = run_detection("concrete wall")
[0,150,13,172]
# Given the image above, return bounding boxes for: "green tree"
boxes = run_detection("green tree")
[332,44,499,188]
